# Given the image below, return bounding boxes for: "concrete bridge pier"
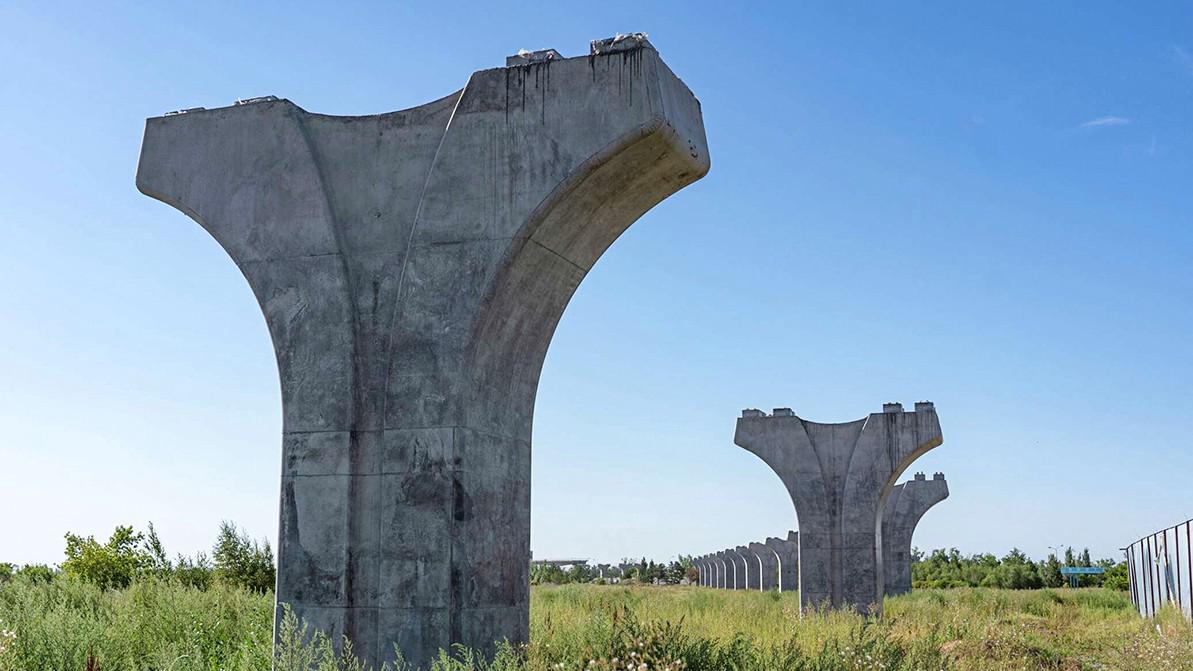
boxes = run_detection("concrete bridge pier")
[735,403,943,613]
[749,542,779,591]
[717,550,738,589]
[738,545,760,591]
[136,34,708,668]
[882,473,949,596]
[765,532,799,593]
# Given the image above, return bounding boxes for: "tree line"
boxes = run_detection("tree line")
[6,533,1130,594]
[912,547,1128,590]
[531,548,1131,591]
[530,557,697,585]
[0,521,275,593]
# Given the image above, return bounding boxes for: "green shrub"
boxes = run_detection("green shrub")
[213,521,276,593]
[15,565,53,585]
[61,525,148,589]
[1103,561,1130,591]
[174,552,215,590]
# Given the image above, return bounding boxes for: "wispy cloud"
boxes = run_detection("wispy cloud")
[1080,116,1130,128]
[1173,45,1193,76]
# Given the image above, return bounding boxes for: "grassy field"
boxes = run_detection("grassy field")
[1,577,1190,670]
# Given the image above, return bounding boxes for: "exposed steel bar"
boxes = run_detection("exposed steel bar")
[1177,527,1183,612]
[1187,522,1192,616]
[1127,547,1138,612]
[1148,536,1156,616]
[1164,531,1173,603]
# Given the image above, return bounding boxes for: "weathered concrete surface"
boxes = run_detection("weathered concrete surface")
[777,527,796,589]
[729,547,749,590]
[748,542,779,591]
[735,403,943,613]
[882,472,948,596]
[136,35,708,667]
[766,531,799,592]
[717,550,737,589]
[738,545,760,591]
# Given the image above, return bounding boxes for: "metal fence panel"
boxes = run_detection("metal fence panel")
[1125,518,1193,620]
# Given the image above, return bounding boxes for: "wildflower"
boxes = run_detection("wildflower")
[0,626,15,657]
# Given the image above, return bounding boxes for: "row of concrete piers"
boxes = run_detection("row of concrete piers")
[692,403,949,612]
[694,531,799,591]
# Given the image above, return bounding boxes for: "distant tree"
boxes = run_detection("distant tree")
[175,552,214,590]
[0,563,12,583]
[1102,561,1130,591]
[143,522,172,575]
[17,564,54,584]
[530,564,566,584]
[666,560,687,584]
[994,549,1042,589]
[212,521,276,593]
[912,547,1116,591]
[566,564,590,583]
[1040,553,1064,588]
[62,525,148,589]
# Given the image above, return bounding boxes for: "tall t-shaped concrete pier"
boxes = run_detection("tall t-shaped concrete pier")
[734,403,942,612]
[136,35,708,667]
[882,472,949,596]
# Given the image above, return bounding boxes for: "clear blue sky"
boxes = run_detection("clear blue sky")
[2,1,1191,567]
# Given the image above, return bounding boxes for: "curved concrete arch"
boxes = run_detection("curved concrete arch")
[716,550,737,589]
[882,473,949,596]
[766,532,799,593]
[735,403,943,613]
[714,554,728,588]
[136,36,708,668]
[737,545,760,591]
[749,542,779,591]
[727,547,749,591]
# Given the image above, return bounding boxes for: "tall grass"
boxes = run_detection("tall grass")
[0,573,270,670]
[1,578,1190,670]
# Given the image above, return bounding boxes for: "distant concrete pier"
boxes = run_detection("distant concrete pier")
[735,403,943,613]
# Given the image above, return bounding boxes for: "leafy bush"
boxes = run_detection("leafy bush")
[175,552,215,590]
[15,565,53,585]
[61,525,149,589]
[1103,561,1130,591]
